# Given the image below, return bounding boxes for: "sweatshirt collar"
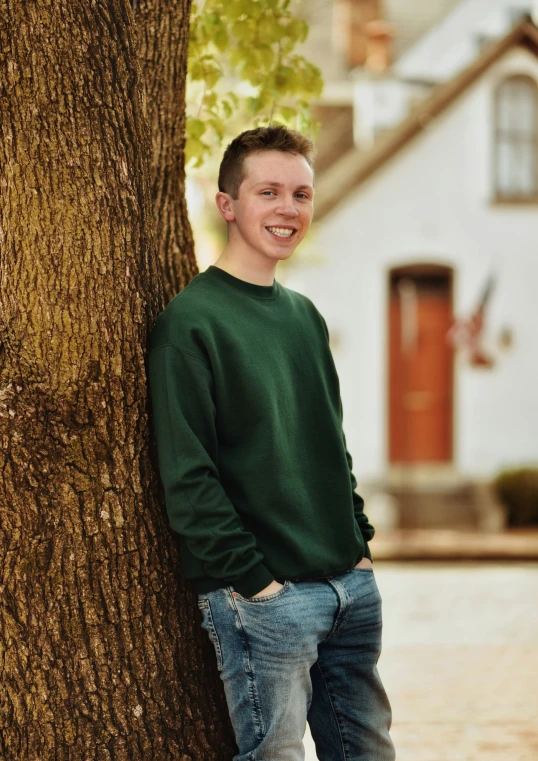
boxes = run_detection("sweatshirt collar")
[204,265,280,301]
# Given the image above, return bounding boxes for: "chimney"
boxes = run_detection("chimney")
[334,0,393,71]
[364,19,394,72]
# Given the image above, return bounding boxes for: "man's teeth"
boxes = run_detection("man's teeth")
[267,227,294,238]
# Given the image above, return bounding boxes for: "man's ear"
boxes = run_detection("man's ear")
[215,191,235,222]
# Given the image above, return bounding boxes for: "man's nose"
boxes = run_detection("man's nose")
[275,197,299,216]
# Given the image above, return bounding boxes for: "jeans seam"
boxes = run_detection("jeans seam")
[315,660,348,761]
[227,588,266,744]
[205,600,223,671]
[322,580,350,643]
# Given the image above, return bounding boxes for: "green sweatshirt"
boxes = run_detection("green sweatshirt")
[147,264,374,598]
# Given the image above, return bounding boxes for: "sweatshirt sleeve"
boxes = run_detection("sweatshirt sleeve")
[341,425,375,561]
[316,308,375,561]
[147,341,275,598]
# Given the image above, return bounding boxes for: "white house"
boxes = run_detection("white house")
[286,15,538,521]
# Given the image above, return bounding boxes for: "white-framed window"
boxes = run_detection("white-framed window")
[494,75,538,200]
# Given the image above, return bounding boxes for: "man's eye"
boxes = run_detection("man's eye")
[261,190,275,196]
[296,193,308,200]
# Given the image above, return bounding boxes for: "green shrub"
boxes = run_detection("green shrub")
[492,467,538,527]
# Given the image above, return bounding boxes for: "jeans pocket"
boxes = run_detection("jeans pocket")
[232,579,292,603]
[197,599,223,671]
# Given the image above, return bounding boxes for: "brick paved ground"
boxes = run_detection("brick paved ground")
[304,562,538,760]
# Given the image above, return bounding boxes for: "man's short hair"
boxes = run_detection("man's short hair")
[218,124,316,199]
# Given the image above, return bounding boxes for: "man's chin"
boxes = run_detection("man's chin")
[273,248,297,262]
[272,241,302,259]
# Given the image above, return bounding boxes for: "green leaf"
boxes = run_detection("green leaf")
[203,91,218,109]
[284,18,304,43]
[188,59,205,81]
[206,71,220,89]
[221,99,234,119]
[213,24,229,51]
[185,136,208,165]
[278,106,297,121]
[232,19,253,42]
[186,118,207,139]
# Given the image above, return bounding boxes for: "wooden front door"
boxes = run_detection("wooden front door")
[388,267,454,463]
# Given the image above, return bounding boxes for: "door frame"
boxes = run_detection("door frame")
[386,262,455,465]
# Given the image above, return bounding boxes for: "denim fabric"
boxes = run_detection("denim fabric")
[197,568,395,761]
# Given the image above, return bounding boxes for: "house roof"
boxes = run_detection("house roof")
[394,0,534,83]
[384,0,463,61]
[314,17,538,223]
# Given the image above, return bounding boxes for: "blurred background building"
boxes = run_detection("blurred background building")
[189,0,538,533]
[283,0,538,531]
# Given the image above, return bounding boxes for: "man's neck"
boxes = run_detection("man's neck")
[213,252,277,287]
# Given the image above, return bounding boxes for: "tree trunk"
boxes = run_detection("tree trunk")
[135,0,198,301]
[134,0,236,755]
[0,2,235,759]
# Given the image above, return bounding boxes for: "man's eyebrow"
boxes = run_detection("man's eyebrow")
[252,181,314,190]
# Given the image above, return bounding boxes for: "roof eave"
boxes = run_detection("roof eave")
[314,19,538,223]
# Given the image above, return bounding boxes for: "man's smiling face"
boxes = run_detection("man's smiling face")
[219,149,314,265]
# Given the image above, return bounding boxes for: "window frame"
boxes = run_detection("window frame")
[492,73,538,203]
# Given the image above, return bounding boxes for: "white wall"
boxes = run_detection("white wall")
[287,47,538,482]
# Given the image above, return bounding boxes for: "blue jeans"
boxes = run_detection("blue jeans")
[197,568,395,760]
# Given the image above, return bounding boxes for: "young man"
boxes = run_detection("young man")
[148,125,395,761]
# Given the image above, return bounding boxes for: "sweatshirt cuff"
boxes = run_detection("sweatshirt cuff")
[232,563,275,599]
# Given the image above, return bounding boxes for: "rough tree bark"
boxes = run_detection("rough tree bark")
[135,0,198,299]
[0,1,235,759]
